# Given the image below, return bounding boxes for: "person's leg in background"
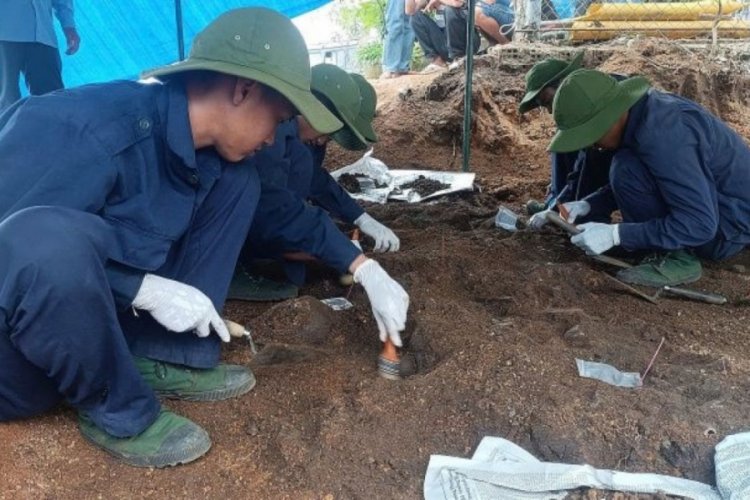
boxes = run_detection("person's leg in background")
[474,1,514,45]
[23,42,64,96]
[0,41,25,112]
[382,0,415,76]
[410,11,450,66]
[444,6,480,60]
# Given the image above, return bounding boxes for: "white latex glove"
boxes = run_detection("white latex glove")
[528,209,553,231]
[570,223,620,255]
[132,274,230,342]
[353,259,409,347]
[561,200,591,224]
[354,213,400,252]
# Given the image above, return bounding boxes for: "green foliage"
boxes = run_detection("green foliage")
[336,0,386,39]
[356,40,383,67]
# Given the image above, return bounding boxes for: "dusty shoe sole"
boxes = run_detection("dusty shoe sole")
[79,418,211,468]
[156,367,256,402]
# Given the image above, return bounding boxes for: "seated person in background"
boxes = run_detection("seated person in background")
[474,0,514,45]
[406,0,450,71]
[230,64,399,301]
[442,0,481,61]
[520,53,622,229]
[550,69,750,287]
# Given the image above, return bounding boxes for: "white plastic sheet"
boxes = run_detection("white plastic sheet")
[330,150,475,204]
[576,359,643,388]
[424,436,722,500]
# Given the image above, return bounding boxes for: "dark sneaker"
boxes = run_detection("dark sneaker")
[525,199,547,216]
[79,409,210,468]
[616,250,702,287]
[134,357,256,401]
[227,270,298,301]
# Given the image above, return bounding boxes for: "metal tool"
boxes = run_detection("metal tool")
[225,319,258,354]
[662,285,727,305]
[378,338,401,380]
[544,212,634,269]
[602,273,727,305]
[543,212,728,306]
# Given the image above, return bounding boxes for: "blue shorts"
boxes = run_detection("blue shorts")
[479,1,515,31]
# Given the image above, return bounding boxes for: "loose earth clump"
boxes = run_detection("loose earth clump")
[399,175,451,197]
[337,173,361,193]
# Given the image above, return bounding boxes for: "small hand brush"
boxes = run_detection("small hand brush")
[378,338,401,380]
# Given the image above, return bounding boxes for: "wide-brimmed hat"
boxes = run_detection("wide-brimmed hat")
[142,8,342,134]
[549,69,650,153]
[518,51,584,114]
[310,64,368,151]
[348,73,378,143]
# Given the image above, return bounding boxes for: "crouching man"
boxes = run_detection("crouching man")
[549,69,750,287]
[0,8,408,468]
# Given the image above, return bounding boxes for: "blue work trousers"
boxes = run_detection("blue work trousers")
[611,151,745,260]
[0,164,257,436]
[382,0,415,73]
[0,207,160,437]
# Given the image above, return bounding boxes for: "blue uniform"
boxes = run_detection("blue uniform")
[0,80,358,436]
[546,75,628,211]
[585,90,750,260]
[245,120,363,284]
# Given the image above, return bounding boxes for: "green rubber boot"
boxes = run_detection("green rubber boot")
[616,250,702,287]
[79,409,210,468]
[134,357,256,401]
[227,269,298,302]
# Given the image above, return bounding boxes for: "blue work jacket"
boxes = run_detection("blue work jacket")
[0,80,359,308]
[589,90,750,251]
[252,119,365,223]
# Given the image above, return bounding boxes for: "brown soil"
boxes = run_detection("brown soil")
[398,175,451,197]
[3,40,750,499]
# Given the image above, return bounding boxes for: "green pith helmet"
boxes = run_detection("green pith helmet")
[549,69,650,153]
[142,7,342,134]
[518,51,584,114]
[349,73,378,143]
[310,64,368,151]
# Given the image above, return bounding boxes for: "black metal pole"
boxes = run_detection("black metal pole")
[461,0,476,173]
[175,0,185,61]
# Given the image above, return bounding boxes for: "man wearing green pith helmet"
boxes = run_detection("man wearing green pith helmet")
[228,63,402,301]
[0,7,409,468]
[550,69,750,287]
[518,53,625,232]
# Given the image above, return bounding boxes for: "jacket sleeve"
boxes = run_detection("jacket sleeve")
[308,165,365,223]
[617,108,719,251]
[303,142,365,223]
[0,98,141,309]
[249,183,362,273]
[52,0,76,28]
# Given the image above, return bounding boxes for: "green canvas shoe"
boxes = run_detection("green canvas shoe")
[134,357,256,401]
[227,270,298,302]
[79,409,210,468]
[616,250,702,287]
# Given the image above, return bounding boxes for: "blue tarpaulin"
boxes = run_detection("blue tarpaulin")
[53,1,331,87]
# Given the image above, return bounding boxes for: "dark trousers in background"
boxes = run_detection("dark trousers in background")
[0,41,63,112]
[444,6,481,60]
[410,11,450,63]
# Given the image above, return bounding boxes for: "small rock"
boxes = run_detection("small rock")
[731,264,746,274]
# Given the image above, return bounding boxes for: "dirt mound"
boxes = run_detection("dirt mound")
[4,42,750,499]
